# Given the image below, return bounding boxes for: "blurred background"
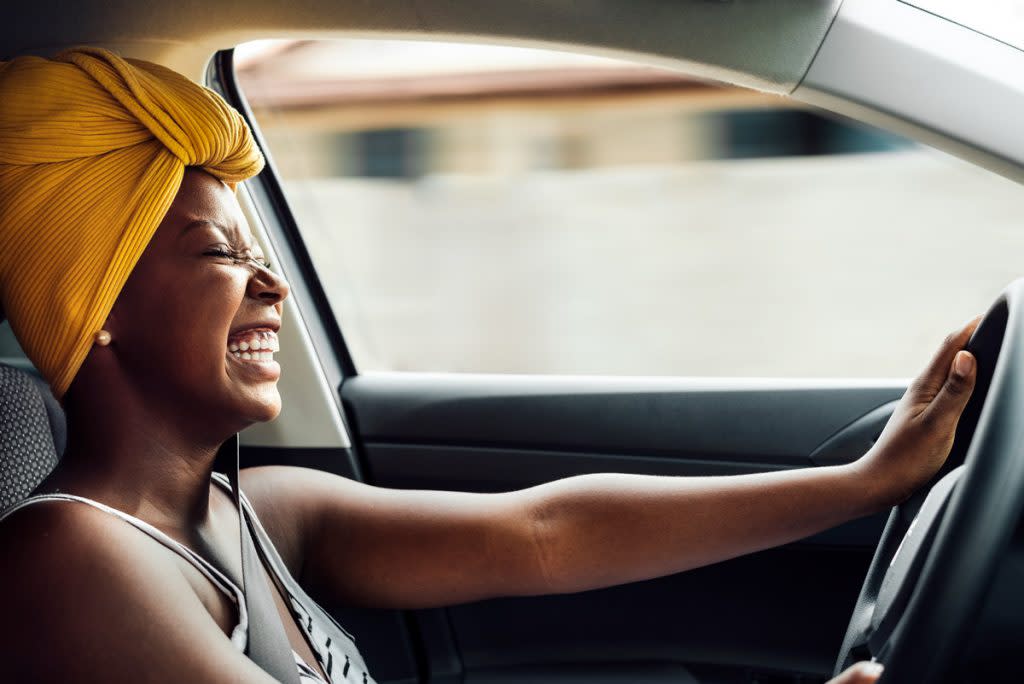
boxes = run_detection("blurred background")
[229,38,1024,379]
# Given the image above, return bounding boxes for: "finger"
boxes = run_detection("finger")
[829,661,884,683]
[915,315,982,396]
[921,350,976,426]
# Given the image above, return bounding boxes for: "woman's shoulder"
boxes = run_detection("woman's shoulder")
[0,497,259,682]
[0,495,186,600]
[0,493,132,554]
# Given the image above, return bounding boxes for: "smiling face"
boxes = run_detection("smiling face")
[97,168,289,431]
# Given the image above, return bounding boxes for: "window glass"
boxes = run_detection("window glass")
[236,39,1023,378]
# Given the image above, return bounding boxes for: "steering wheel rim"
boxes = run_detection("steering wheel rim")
[834,279,1024,683]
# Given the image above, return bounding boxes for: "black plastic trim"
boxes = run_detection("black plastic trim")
[240,446,361,480]
[809,400,897,466]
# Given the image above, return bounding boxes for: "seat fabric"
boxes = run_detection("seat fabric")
[0,363,64,511]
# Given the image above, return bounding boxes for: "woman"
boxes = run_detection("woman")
[0,48,976,683]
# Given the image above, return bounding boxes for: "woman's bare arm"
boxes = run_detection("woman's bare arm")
[244,319,977,609]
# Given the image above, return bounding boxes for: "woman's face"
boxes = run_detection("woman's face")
[103,168,289,431]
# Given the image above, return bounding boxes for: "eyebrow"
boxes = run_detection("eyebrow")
[180,219,256,251]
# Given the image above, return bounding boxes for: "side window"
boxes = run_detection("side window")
[235,38,1022,378]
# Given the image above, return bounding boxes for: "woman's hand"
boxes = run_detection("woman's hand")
[829,662,884,683]
[855,317,980,508]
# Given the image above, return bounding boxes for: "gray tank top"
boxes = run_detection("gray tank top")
[0,473,375,684]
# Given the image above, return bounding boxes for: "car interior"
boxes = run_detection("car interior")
[3,1,1024,682]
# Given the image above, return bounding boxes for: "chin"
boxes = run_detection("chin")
[221,354,283,423]
[240,388,282,423]
[207,380,282,428]
[251,400,282,423]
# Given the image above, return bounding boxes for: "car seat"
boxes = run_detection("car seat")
[0,362,64,511]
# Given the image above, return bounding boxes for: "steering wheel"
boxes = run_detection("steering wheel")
[833,279,1024,682]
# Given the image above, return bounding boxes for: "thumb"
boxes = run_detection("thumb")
[922,350,976,425]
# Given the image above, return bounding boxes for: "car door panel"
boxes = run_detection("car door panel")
[449,545,871,679]
[342,374,904,466]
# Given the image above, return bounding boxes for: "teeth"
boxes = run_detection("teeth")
[228,331,280,359]
[228,349,275,363]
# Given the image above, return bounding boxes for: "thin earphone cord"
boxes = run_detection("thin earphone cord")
[223,433,302,683]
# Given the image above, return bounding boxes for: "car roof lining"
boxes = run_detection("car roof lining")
[4,0,843,92]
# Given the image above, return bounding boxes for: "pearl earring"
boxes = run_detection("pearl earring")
[94,330,112,346]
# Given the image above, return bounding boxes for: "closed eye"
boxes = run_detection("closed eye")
[204,246,272,271]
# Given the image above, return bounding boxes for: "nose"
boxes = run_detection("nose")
[248,262,290,305]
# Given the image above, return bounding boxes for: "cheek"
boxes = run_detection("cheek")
[196,283,246,341]
[129,270,248,376]
[188,276,249,363]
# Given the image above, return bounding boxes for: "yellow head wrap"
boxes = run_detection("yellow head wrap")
[0,47,264,398]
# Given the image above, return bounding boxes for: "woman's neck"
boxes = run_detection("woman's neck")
[44,383,232,531]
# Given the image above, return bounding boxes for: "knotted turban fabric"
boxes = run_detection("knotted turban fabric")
[0,47,264,398]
